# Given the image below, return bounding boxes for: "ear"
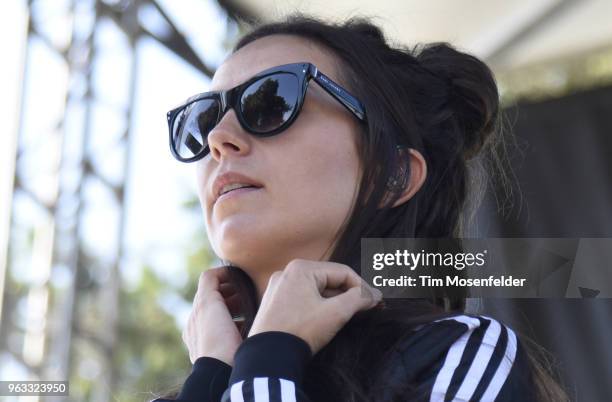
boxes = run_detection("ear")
[389,148,427,208]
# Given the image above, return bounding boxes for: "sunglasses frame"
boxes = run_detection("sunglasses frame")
[166,62,367,163]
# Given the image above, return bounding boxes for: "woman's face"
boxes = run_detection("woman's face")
[196,34,362,276]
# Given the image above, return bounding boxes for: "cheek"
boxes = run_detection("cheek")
[282,131,361,224]
[195,158,210,193]
[195,159,215,224]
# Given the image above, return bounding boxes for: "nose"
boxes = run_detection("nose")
[207,108,251,162]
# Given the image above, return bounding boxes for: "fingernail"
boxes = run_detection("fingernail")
[371,288,383,300]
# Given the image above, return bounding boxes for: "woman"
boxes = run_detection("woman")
[153,14,568,402]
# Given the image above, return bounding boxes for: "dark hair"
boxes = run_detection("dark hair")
[154,13,568,402]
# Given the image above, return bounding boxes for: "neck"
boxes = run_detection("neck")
[238,243,336,305]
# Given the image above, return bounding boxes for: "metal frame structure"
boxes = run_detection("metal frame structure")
[0,1,253,401]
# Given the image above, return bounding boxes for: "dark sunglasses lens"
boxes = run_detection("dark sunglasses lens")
[240,73,299,133]
[172,98,220,160]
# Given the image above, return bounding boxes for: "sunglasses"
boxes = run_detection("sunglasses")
[166,62,367,163]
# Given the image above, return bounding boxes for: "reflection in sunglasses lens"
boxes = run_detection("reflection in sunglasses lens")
[174,98,219,159]
[241,73,298,133]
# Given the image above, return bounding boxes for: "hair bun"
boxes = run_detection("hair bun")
[416,42,500,160]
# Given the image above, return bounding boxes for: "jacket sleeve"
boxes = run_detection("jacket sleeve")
[381,314,538,402]
[220,331,314,402]
[151,356,232,402]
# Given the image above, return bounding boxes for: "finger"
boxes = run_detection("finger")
[192,268,229,310]
[197,266,231,295]
[234,317,245,334]
[310,263,371,296]
[326,286,380,316]
[321,288,344,298]
[219,282,238,299]
[224,292,243,317]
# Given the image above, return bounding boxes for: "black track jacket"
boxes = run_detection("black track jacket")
[151,314,537,402]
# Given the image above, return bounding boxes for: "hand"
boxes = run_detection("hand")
[248,259,383,355]
[182,266,243,366]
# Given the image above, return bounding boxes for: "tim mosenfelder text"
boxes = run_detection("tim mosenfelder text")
[370,250,527,288]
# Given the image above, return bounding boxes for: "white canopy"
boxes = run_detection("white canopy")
[233,0,612,73]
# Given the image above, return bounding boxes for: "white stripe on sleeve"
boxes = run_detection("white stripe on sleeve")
[429,315,481,402]
[279,378,297,402]
[480,324,518,401]
[454,317,502,400]
[230,380,245,402]
[253,377,269,402]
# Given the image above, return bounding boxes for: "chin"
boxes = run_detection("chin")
[214,225,273,267]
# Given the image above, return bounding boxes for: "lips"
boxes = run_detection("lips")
[212,171,264,204]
